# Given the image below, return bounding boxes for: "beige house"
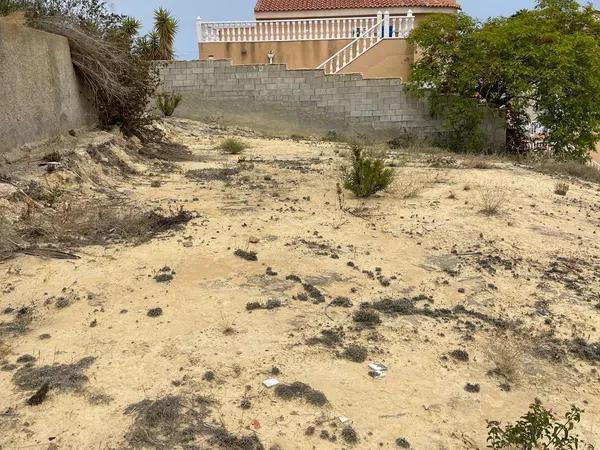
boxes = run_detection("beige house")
[197,0,460,80]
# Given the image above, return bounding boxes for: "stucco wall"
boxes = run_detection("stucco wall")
[200,39,353,70]
[159,59,506,149]
[201,38,414,80]
[0,22,95,155]
[339,39,413,80]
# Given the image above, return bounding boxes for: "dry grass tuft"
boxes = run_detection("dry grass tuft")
[487,338,524,383]
[394,173,427,199]
[554,181,570,196]
[462,156,494,170]
[219,138,249,155]
[479,185,508,215]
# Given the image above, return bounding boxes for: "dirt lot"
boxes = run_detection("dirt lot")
[1,118,599,449]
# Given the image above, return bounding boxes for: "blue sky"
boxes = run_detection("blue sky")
[109,1,600,60]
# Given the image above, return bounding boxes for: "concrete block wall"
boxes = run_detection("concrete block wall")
[0,22,96,156]
[160,60,505,148]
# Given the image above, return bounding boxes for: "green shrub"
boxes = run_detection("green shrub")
[219,138,248,155]
[156,93,182,117]
[322,130,341,142]
[487,400,591,450]
[342,145,394,198]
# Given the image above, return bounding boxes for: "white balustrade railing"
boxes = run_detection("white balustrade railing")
[588,159,600,171]
[317,19,384,75]
[197,11,414,43]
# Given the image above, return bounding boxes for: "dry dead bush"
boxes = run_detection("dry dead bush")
[1,199,194,259]
[463,156,494,170]
[479,185,508,215]
[554,181,570,196]
[394,173,426,199]
[487,338,524,383]
[0,340,11,361]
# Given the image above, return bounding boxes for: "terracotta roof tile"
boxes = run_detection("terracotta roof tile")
[255,0,459,13]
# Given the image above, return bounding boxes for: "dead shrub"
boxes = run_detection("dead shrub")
[394,173,426,199]
[487,339,523,382]
[554,181,570,196]
[463,156,493,169]
[2,201,194,257]
[32,17,159,138]
[13,356,96,392]
[530,158,600,184]
[124,395,215,449]
[479,185,508,215]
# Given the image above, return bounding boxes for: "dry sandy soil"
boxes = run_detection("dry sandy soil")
[1,118,599,450]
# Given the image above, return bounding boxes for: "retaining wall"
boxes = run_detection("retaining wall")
[159,59,505,148]
[0,22,96,155]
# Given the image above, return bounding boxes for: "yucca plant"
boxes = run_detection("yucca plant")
[154,7,178,60]
[156,93,182,117]
[342,145,394,198]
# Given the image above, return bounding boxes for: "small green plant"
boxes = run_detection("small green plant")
[554,181,570,196]
[219,138,249,155]
[156,93,182,117]
[487,400,592,450]
[342,145,394,198]
[323,130,341,142]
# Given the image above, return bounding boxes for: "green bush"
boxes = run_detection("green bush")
[219,138,249,155]
[156,93,182,117]
[487,400,591,450]
[342,145,394,198]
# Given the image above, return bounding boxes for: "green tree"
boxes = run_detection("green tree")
[153,7,178,60]
[408,0,600,160]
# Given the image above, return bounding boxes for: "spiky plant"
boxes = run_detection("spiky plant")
[154,7,178,60]
[156,93,182,117]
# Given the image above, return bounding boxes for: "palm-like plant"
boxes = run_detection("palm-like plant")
[120,17,141,49]
[154,7,178,60]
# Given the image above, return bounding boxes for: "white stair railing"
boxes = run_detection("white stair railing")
[317,18,384,75]
[588,159,600,171]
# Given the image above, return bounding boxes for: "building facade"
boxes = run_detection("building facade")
[197,0,460,80]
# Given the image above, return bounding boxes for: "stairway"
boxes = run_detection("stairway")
[317,19,384,75]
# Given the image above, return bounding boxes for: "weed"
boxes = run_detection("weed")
[341,426,359,444]
[219,137,249,155]
[487,400,591,450]
[323,130,341,142]
[554,181,570,196]
[342,145,394,198]
[274,382,328,407]
[395,174,425,199]
[342,345,368,363]
[530,158,600,184]
[352,309,381,327]
[488,339,523,382]
[156,93,182,117]
[480,186,508,215]
[463,156,493,169]
[449,349,469,362]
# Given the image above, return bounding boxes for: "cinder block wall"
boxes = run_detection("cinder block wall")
[0,22,96,156]
[160,60,506,148]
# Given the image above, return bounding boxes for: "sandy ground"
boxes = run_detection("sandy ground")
[1,118,599,450]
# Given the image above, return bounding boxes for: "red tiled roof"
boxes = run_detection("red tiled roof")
[255,0,459,12]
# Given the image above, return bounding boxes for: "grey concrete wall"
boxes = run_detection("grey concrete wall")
[0,22,96,155]
[159,60,506,149]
